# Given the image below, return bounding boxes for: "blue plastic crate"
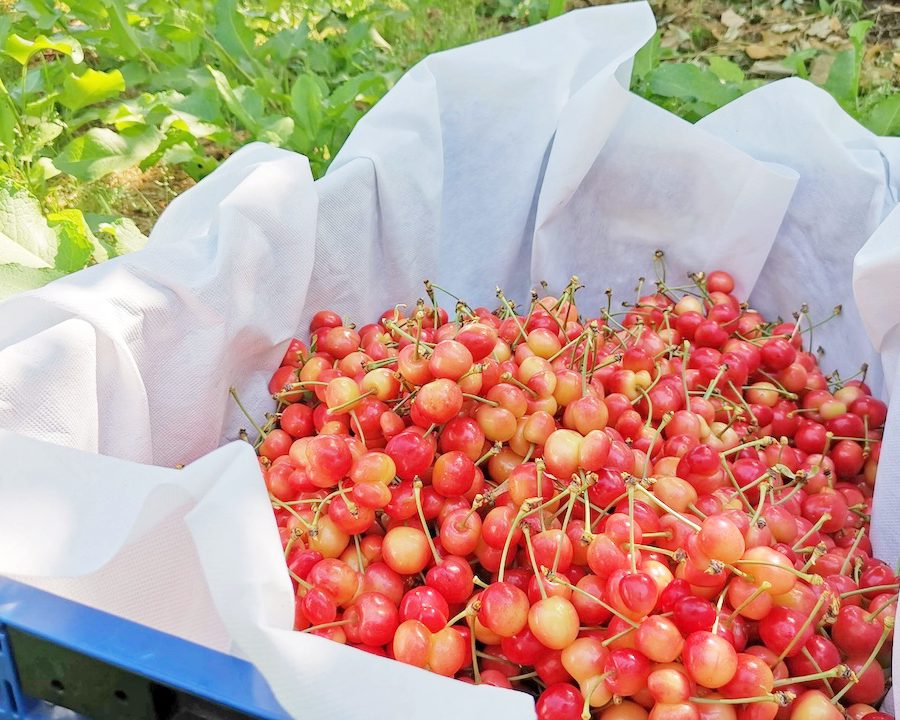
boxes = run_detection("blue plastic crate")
[0,577,290,720]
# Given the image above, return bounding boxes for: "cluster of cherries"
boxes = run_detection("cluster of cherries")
[249,268,894,720]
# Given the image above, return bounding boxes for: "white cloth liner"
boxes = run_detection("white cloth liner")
[0,2,898,718]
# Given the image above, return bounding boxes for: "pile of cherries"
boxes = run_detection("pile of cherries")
[250,269,894,720]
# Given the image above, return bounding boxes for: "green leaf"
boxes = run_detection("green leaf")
[780,49,818,80]
[47,209,97,271]
[207,66,260,132]
[848,20,873,50]
[54,125,164,182]
[631,33,661,84]
[3,33,83,65]
[547,0,565,18]
[58,68,126,112]
[20,120,64,161]
[290,73,324,143]
[0,264,66,300]
[0,77,16,147]
[863,93,900,136]
[647,63,742,108]
[85,215,147,257]
[0,181,57,268]
[100,0,142,59]
[824,49,856,106]
[214,0,257,63]
[708,57,744,84]
[258,116,294,147]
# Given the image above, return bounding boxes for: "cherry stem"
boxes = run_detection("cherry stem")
[229,385,267,441]
[446,606,474,628]
[791,513,832,551]
[581,674,607,720]
[830,619,893,705]
[522,527,548,600]
[497,504,528,583]
[412,480,442,565]
[628,485,637,573]
[775,589,829,664]
[690,694,784,705]
[552,492,577,576]
[731,560,820,584]
[551,574,639,628]
[507,670,538,682]
[749,481,770,528]
[536,460,548,532]
[462,393,498,407]
[773,665,847,687]
[635,484,702,532]
[864,593,898,622]
[839,528,866,576]
[703,364,729,401]
[475,442,502,467]
[688,503,708,520]
[270,495,312,529]
[288,569,312,591]
[495,288,527,346]
[839,583,899,599]
[384,320,434,352]
[500,372,537,398]
[680,341,692,412]
[301,619,351,633]
[726,581,772,623]
[799,648,836,695]
[523,443,535,464]
[467,615,481,684]
[720,457,754,513]
[328,390,375,415]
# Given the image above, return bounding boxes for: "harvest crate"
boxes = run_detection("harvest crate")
[0,578,289,720]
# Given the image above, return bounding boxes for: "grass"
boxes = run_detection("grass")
[0,0,897,297]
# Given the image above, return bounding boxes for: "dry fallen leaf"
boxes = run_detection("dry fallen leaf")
[810,53,836,84]
[807,16,841,39]
[749,60,795,77]
[746,43,785,59]
[771,23,798,33]
[893,52,900,67]
[721,8,746,29]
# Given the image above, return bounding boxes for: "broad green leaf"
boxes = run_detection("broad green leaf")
[47,209,96,271]
[631,33,661,84]
[214,0,257,64]
[3,33,83,65]
[259,116,294,147]
[20,120,64,160]
[648,63,742,108]
[0,181,57,268]
[54,125,164,182]
[863,94,900,136]
[261,28,309,63]
[58,69,126,112]
[208,66,260,132]
[101,0,142,59]
[824,49,856,107]
[139,125,197,170]
[0,264,66,300]
[848,20,873,50]
[547,0,565,18]
[780,49,818,80]
[290,74,324,142]
[17,0,61,30]
[0,77,16,147]
[708,57,744,84]
[86,215,148,257]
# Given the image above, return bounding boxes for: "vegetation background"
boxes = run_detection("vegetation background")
[0,0,897,298]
